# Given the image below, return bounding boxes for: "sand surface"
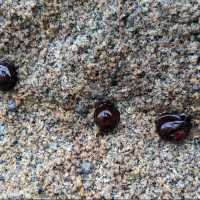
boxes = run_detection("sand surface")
[0,0,200,199]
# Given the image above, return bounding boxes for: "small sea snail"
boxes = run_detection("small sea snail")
[0,62,18,91]
[94,101,120,133]
[155,113,192,142]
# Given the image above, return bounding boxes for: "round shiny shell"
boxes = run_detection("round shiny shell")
[155,113,192,142]
[94,101,120,133]
[0,62,18,91]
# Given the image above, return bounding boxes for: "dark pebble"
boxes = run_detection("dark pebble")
[7,98,17,112]
[0,176,5,182]
[15,154,22,161]
[37,187,44,194]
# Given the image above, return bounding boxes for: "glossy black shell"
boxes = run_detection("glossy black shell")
[94,101,120,133]
[155,113,192,142]
[0,62,18,91]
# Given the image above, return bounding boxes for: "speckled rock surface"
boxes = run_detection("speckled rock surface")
[0,0,200,199]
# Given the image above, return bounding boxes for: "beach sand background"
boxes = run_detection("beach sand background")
[0,0,200,199]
